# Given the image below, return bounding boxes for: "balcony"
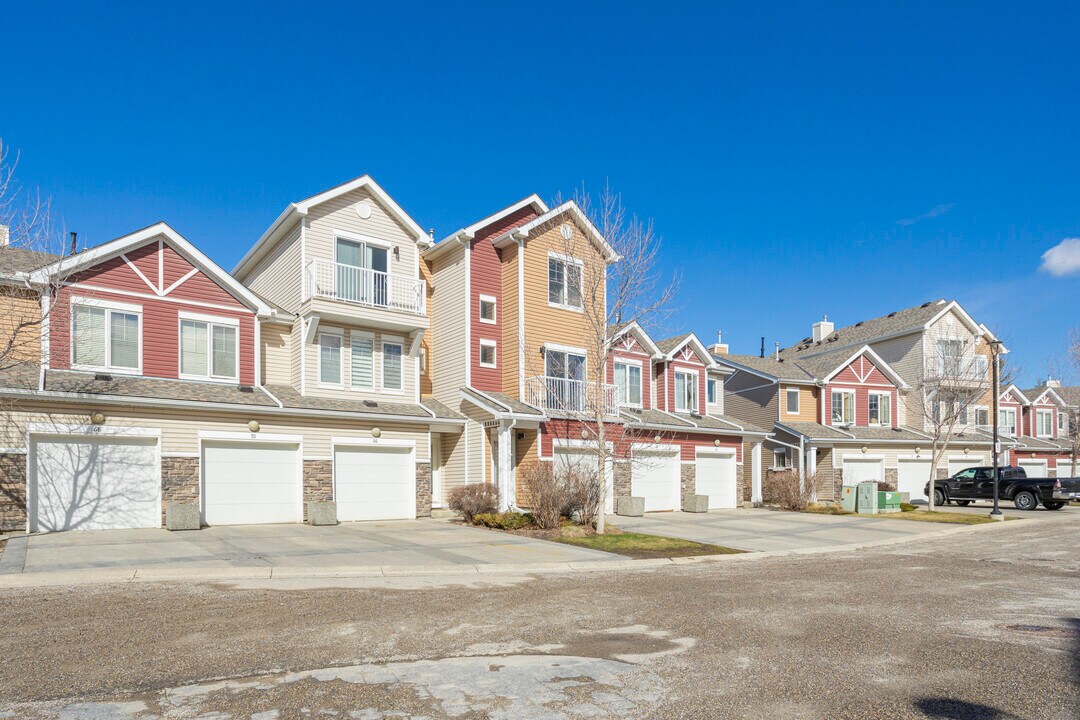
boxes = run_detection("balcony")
[305,259,426,316]
[926,355,989,383]
[524,376,620,417]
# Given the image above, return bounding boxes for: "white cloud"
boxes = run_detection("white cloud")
[1040,238,1080,277]
[897,202,956,227]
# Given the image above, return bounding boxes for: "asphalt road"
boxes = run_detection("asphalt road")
[1,511,1078,719]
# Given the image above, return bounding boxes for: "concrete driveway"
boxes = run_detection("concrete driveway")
[604,506,1044,551]
[0,519,616,575]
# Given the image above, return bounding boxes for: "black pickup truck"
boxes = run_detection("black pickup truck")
[926,466,1080,510]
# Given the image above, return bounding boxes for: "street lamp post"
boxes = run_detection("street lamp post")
[990,341,1004,519]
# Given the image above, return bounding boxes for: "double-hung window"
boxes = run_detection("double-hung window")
[999,408,1017,436]
[674,370,697,413]
[1036,410,1053,437]
[319,332,343,385]
[71,299,141,373]
[786,388,800,414]
[868,392,891,426]
[614,361,642,407]
[179,314,238,381]
[548,254,583,309]
[350,332,375,389]
[937,338,965,376]
[382,339,403,391]
[831,390,855,425]
[974,406,990,427]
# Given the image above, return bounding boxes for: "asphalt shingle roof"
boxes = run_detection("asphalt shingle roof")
[716,353,816,383]
[656,334,691,355]
[265,384,432,417]
[420,396,466,420]
[0,246,62,275]
[40,369,279,406]
[780,300,949,361]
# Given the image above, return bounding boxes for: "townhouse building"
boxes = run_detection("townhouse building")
[999,381,1076,477]
[717,300,999,502]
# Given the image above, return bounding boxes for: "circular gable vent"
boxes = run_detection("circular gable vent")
[356,201,372,219]
[560,223,573,240]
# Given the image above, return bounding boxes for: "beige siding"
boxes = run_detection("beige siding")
[428,245,467,403]
[302,322,417,402]
[706,373,725,416]
[419,257,434,397]
[460,405,488,487]
[4,403,430,460]
[290,317,303,389]
[870,332,922,428]
[244,221,302,312]
[779,384,819,423]
[0,287,41,364]
[438,429,467,502]
[261,322,293,385]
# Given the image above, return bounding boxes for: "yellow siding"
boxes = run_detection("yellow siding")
[0,287,41,363]
[780,384,819,423]
[261,322,293,385]
[3,403,430,460]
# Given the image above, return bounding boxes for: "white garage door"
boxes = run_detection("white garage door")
[632,451,678,512]
[897,459,932,503]
[30,434,160,533]
[696,452,738,509]
[202,441,301,525]
[553,447,614,514]
[948,459,981,478]
[335,445,415,522]
[1018,460,1048,478]
[1058,462,1078,477]
[843,458,884,485]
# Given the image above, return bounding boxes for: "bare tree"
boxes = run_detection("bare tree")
[920,338,1000,511]
[1059,330,1080,474]
[524,184,678,533]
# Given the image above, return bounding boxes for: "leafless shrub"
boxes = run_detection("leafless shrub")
[521,464,569,530]
[447,483,498,524]
[563,467,604,529]
[763,470,817,512]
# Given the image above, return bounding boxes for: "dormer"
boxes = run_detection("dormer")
[608,322,662,410]
[655,333,717,416]
[819,346,908,429]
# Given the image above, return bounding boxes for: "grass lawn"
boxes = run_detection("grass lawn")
[554,530,745,559]
[871,510,1016,525]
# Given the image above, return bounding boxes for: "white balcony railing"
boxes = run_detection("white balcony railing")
[927,355,989,381]
[524,376,620,417]
[305,259,426,315]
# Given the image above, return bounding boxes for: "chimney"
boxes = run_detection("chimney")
[0,224,9,246]
[1046,377,1061,388]
[708,330,729,356]
[812,314,834,343]
[69,231,78,256]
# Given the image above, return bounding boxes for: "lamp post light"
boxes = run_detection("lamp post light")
[989,340,1004,520]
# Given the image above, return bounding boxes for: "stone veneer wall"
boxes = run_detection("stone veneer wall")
[883,468,898,492]
[415,461,432,518]
[161,456,199,524]
[680,463,696,507]
[0,453,27,532]
[613,460,631,499]
[303,459,333,522]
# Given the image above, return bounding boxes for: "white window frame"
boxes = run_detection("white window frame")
[772,448,788,469]
[973,405,989,427]
[868,391,891,427]
[614,359,643,408]
[1036,409,1054,438]
[318,330,344,387]
[707,377,718,405]
[547,252,584,312]
[831,389,856,426]
[349,330,375,390]
[381,335,405,393]
[69,296,143,375]
[478,294,497,324]
[999,408,1017,436]
[479,339,497,368]
[674,368,698,413]
[785,387,800,415]
[177,311,240,383]
[419,346,427,375]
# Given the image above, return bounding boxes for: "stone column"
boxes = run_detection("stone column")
[0,453,27,532]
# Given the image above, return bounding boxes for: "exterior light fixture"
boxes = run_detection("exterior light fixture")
[372,427,382,438]
[653,434,661,444]
[714,439,721,447]
[580,429,588,440]
[861,446,868,454]
[247,420,260,433]
[90,411,106,425]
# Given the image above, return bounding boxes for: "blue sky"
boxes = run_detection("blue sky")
[4,2,1078,386]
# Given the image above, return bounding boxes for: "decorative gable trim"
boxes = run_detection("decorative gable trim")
[661,333,717,369]
[1001,384,1030,405]
[821,345,909,389]
[490,201,620,262]
[608,321,662,358]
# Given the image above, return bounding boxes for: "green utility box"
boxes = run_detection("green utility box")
[840,485,858,513]
[857,482,879,514]
[878,491,902,513]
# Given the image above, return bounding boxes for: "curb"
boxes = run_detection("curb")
[0,516,1020,590]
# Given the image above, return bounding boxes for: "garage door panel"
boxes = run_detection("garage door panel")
[842,458,884,485]
[1018,461,1048,478]
[696,453,737,509]
[335,446,414,522]
[32,436,160,533]
[632,452,677,512]
[897,459,932,502]
[202,442,300,526]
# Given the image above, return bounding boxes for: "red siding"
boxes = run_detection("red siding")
[50,238,256,386]
[661,350,707,415]
[538,419,742,463]
[822,353,899,427]
[608,336,652,410]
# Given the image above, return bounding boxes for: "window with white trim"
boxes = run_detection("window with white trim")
[674,370,697,412]
[479,295,496,324]
[382,340,403,391]
[479,339,497,368]
[936,338,965,376]
[72,301,141,373]
[974,406,990,427]
[999,408,1017,436]
[707,378,718,404]
[1058,412,1065,432]
[868,392,891,426]
[773,449,788,469]
[548,255,583,309]
[179,316,238,381]
[831,390,855,425]
[350,333,374,388]
[1036,410,1053,437]
[319,333,343,385]
[614,361,642,406]
[786,387,800,414]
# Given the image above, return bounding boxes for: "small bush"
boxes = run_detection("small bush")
[900,502,917,512]
[447,483,499,524]
[524,463,567,530]
[473,511,534,530]
[562,466,604,528]
[763,470,816,512]
[806,502,848,515]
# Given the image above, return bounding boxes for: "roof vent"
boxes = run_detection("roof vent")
[94,373,112,381]
[887,312,897,317]
[364,400,378,407]
[238,386,254,393]
[855,321,864,327]
[921,302,932,308]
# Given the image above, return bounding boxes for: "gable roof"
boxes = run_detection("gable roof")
[426,194,549,261]
[28,222,275,317]
[657,332,716,368]
[1053,385,1080,408]
[234,174,429,277]
[812,345,909,389]
[490,201,620,262]
[1021,385,1067,407]
[1000,384,1029,404]
[608,321,662,358]
[715,353,817,384]
[0,245,62,276]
